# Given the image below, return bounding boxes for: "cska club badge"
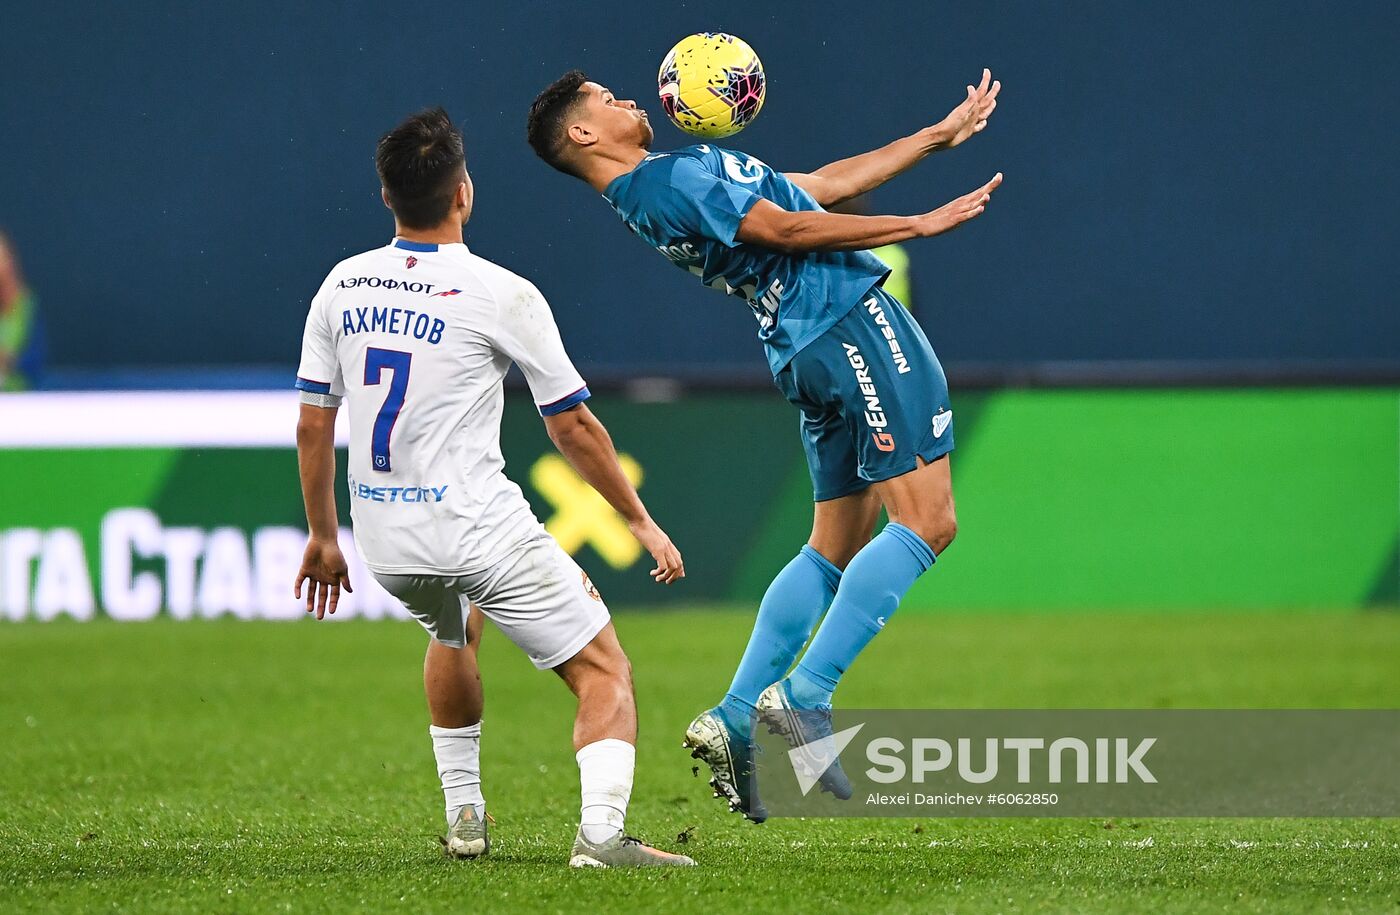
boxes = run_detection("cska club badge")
[406,255,418,269]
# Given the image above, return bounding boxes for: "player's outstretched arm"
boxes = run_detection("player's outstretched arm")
[786,69,1000,207]
[294,402,352,618]
[543,403,685,585]
[737,172,1002,254]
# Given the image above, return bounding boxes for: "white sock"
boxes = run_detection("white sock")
[430,722,484,826]
[576,737,634,844]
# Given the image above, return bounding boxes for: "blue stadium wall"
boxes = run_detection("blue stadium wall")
[1,1,1397,380]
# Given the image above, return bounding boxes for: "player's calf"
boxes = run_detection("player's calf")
[555,625,669,854]
[555,625,636,751]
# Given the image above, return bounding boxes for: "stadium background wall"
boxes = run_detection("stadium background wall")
[1,2,1398,382]
[1,389,1395,621]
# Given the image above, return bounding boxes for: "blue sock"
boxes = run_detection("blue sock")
[718,545,842,736]
[787,523,936,708]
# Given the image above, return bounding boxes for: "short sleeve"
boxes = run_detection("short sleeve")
[295,289,345,401]
[492,279,589,416]
[663,156,763,247]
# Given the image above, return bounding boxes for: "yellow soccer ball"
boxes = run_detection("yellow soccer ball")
[657,33,766,139]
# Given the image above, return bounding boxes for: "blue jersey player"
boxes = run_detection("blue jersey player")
[528,68,1002,820]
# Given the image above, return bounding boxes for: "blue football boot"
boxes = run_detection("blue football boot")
[683,708,768,823]
[756,680,854,800]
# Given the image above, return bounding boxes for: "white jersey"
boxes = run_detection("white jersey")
[296,238,589,576]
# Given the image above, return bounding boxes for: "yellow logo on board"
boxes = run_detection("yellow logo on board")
[530,453,644,569]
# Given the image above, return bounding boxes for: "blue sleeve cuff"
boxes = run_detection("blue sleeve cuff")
[724,191,762,246]
[538,385,590,416]
[295,377,332,394]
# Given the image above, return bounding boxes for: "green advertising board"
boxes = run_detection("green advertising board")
[0,388,1395,620]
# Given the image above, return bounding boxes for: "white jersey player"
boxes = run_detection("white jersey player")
[293,108,694,868]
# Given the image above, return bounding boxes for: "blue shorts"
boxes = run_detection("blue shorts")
[775,286,954,502]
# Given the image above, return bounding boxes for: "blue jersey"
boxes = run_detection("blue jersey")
[603,144,890,375]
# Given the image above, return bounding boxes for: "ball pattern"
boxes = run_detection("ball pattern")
[658,32,766,139]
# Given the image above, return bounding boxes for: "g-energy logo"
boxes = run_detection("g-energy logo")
[844,343,897,453]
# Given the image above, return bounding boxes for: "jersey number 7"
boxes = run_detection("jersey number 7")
[364,347,411,472]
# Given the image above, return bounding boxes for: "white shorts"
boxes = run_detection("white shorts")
[374,533,610,669]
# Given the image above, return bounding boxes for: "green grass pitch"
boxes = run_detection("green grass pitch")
[3,609,1399,913]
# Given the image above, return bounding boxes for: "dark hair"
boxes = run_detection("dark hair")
[375,107,466,229]
[527,70,590,175]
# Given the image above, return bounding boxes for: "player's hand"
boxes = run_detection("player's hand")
[931,68,1000,150]
[294,537,353,619]
[628,518,685,585]
[917,173,1003,237]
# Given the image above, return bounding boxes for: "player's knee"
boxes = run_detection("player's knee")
[899,506,957,555]
[935,515,958,553]
[583,648,634,700]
